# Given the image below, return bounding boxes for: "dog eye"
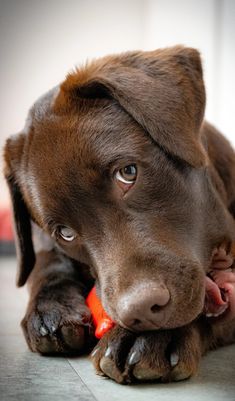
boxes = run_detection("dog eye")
[115,165,137,185]
[57,226,76,242]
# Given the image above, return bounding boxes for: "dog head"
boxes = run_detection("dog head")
[4,46,235,331]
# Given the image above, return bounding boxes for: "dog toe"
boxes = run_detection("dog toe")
[35,335,60,354]
[99,355,124,383]
[132,365,162,381]
[60,324,85,350]
[167,350,200,381]
[170,363,193,381]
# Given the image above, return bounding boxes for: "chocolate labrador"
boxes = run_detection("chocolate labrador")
[4,46,235,384]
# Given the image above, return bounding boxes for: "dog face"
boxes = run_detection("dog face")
[4,46,235,331]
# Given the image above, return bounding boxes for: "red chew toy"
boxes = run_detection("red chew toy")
[86,287,114,339]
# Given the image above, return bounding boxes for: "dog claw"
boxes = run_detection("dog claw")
[170,352,179,367]
[39,326,48,336]
[104,346,112,358]
[50,325,57,333]
[128,350,141,365]
[91,346,99,358]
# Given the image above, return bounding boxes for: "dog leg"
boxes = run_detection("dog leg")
[21,250,94,354]
[91,318,233,384]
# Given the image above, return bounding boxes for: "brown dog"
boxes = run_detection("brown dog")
[4,46,235,384]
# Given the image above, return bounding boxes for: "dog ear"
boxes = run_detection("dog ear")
[4,134,35,287]
[55,46,207,167]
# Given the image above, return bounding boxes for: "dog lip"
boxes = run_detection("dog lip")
[116,319,137,332]
[117,318,163,332]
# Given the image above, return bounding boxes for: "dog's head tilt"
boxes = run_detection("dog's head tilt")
[4,46,235,331]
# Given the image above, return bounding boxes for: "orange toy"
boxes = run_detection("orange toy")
[86,287,114,339]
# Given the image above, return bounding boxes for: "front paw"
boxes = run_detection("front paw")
[22,288,93,354]
[91,324,202,384]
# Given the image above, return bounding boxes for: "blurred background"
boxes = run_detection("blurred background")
[0,0,235,250]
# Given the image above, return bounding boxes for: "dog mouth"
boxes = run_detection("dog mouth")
[204,274,230,318]
[204,246,235,321]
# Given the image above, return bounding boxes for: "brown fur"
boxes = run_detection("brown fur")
[3,46,235,383]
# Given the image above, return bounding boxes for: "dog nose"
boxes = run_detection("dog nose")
[117,282,170,330]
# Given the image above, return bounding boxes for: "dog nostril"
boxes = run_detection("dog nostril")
[133,319,141,325]
[151,304,162,313]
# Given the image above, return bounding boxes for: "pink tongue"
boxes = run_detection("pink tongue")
[204,276,227,314]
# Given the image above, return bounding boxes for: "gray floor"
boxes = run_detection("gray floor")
[0,257,235,401]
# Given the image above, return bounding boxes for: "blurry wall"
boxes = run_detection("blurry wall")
[0,0,235,207]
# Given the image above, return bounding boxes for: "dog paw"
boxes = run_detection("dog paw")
[91,325,202,384]
[21,286,93,354]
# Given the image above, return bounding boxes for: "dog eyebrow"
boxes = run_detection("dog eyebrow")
[89,134,151,168]
[42,217,58,234]
[103,154,139,169]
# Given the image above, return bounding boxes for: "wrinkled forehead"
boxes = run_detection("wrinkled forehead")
[30,99,151,172]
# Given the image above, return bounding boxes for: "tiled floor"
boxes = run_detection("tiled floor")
[0,257,235,401]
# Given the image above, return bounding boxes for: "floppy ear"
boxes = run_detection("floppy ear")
[55,46,207,167]
[4,134,35,287]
